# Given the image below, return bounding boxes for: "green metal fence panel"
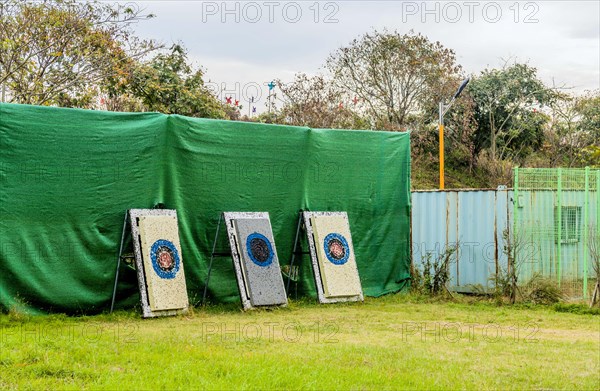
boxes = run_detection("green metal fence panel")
[513,167,599,299]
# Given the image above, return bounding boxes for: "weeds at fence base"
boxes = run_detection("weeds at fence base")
[411,246,457,298]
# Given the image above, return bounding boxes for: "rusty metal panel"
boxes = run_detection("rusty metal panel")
[411,189,511,292]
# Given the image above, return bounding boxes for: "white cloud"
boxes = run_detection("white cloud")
[132,0,600,112]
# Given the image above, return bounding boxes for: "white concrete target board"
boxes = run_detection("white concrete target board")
[130,209,189,318]
[303,211,364,304]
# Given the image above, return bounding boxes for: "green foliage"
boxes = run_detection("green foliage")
[524,274,563,305]
[469,62,556,161]
[580,145,600,167]
[411,246,456,295]
[0,0,157,106]
[543,90,600,168]
[575,91,600,167]
[0,1,224,118]
[1,2,595,183]
[255,111,280,124]
[553,303,600,315]
[272,73,370,129]
[109,44,226,118]
[410,159,492,189]
[491,267,515,304]
[575,90,600,141]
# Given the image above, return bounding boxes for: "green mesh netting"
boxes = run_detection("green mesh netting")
[0,103,411,314]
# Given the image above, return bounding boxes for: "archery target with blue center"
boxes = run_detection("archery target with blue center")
[138,215,188,311]
[233,218,287,306]
[311,215,362,298]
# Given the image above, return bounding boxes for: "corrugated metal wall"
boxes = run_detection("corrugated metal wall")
[411,189,511,292]
[412,185,598,297]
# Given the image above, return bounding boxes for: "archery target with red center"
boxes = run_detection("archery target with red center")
[138,215,188,311]
[311,215,362,298]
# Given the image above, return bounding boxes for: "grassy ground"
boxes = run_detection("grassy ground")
[1,295,598,390]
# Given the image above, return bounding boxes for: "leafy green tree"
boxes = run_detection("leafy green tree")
[545,92,588,167]
[0,0,157,106]
[441,93,479,172]
[574,90,600,167]
[109,44,226,118]
[326,30,463,130]
[469,63,556,161]
[575,91,600,141]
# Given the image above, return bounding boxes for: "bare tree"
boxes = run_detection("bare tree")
[500,228,538,304]
[326,29,462,131]
[273,73,368,129]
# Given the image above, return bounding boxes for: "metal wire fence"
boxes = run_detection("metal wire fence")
[513,167,600,299]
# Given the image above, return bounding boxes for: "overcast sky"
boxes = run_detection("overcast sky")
[132,0,600,111]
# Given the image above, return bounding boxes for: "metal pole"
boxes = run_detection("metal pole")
[597,169,600,252]
[439,102,445,190]
[513,167,519,277]
[557,168,562,287]
[583,167,590,298]
[437,78,469,190]
[202,214,222,305]
[597,170,600,299]
[110,211,129,313]
[286,213,303,294]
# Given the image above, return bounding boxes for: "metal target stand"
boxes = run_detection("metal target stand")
[201,213,232,306]
[111,205,183,316]
[203,211,308,305]
[285,210,311,299]
[203,211,287,311]
[110,210,135,313]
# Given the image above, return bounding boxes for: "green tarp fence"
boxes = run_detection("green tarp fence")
[0,103,411,314]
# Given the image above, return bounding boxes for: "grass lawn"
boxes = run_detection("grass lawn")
[1,294,599,390]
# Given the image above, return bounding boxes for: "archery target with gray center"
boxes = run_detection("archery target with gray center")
[233,218,287,306]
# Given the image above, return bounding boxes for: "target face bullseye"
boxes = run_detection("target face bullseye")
[324,233,349,265]
[246,233,274,267]
[150,239,180,279]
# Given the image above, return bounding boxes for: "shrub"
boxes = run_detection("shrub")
[523,274,563,305]
[411,246,457,296]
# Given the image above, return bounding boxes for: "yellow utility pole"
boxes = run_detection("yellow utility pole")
[439,77,470,190]
[439,103,445,189]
